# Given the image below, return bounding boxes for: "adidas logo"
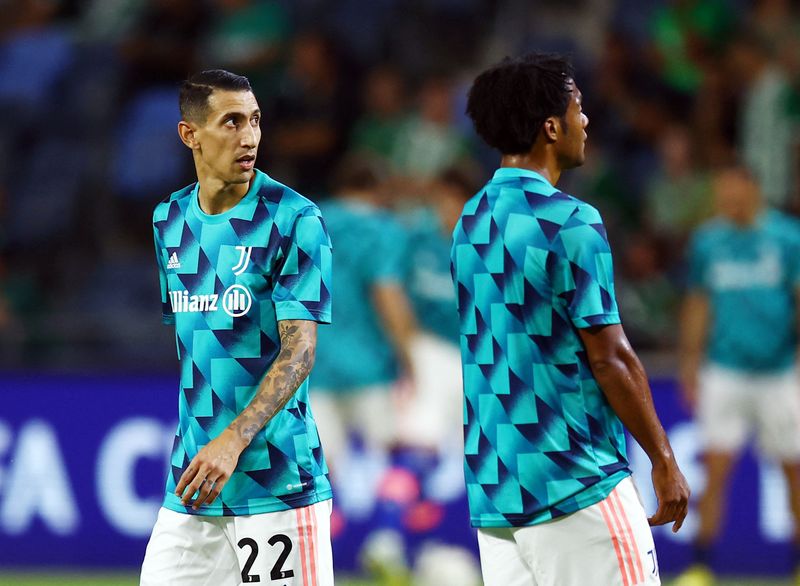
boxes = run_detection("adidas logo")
[166,252,181,269]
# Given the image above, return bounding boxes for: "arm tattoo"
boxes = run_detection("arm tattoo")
[228,319,317,444]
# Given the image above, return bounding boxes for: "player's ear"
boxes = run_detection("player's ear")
[178,120,200,150]
[542,117,559,143]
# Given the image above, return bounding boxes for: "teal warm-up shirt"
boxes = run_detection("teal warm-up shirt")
[153,169,333,516]
[687,209,800,372]
[404,207,460,344]
[451,168,630,528]
[311,199,407,392]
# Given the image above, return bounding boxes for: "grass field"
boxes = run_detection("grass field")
[0,573,794,586]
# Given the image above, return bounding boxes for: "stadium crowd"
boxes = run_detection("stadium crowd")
[0,0,798,373]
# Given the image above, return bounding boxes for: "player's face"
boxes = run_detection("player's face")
[556,82,589,169]
[194,90,261,184]
[713,170,761,225]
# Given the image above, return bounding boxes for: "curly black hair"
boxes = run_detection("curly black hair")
[466,53,574,155]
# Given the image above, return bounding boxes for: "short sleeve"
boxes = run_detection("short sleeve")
[365,215,408,285]
[273,206,333,323]
[153,225,175,325]
[549,204,621,328]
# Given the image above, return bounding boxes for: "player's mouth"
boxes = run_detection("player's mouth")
[236,154,256,171]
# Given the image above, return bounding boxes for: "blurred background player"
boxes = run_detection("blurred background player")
[141,70,334,585]
[396,166,477,455]
[311,154,417,484]
[453,52,690,586]
[676,166,800,586]
[310,155,419,582]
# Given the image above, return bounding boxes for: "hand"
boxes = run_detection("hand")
[175,429,246,510]
[648,458,690,533]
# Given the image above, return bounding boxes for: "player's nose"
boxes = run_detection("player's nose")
[241,125,257,148]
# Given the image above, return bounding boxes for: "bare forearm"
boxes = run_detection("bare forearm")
[227,320,317,446]
[678,293,709,376]
[592,350,674,465]
[373,283,417,373]
[579,325,689,529]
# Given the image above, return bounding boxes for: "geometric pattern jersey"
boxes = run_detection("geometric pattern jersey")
[153,169,333,516]
[687,209,800,373]
[312,199,408,392]
[450,167,630,528]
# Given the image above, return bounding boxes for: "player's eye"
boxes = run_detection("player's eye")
[251,115,260,126]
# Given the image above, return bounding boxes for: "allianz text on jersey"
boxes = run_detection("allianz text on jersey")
[169,284,252,318]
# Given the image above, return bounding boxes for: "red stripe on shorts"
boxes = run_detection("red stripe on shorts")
[611,489,644,583]
[599,499,630,586]
[304,505,318,586]
[296,507,310,586]
[605,491,638,586]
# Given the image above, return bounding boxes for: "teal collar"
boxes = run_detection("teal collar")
[492,167,553,186]
[190,170,266,224]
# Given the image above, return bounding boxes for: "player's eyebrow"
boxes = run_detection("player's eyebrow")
[221,109,261,120]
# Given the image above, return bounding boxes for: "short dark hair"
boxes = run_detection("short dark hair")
[333,153,387,193]
[179,69,252,124]
[466,53,574,155]
[437,165,480,201]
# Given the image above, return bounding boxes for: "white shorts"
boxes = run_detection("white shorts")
[311,384,395,465]
[140,500,333,586]
[396,332,463,450]
[698,363,800,461]
[477,477,659,586]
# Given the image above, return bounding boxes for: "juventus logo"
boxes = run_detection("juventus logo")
[232,246,252,276]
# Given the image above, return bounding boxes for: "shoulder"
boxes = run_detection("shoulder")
[766,209,800,234]
[688,218,728,257]
[561,197,603,226]
[692,217,727,242]
[153,183,195,223]
[255,172,322,223]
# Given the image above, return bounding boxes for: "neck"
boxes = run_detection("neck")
[195,165,252,215]
[500,151,560,185]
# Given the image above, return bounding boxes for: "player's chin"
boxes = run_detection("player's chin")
[230,168,254,183]
[573,146,587,167]
[565,152,586,169]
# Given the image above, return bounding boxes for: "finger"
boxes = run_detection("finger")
[672,501,689,533]
[191,477,216,510]
[648,502,669,526]
[175,464,198,498]
[181,470,209,506]
[204,478,226,507]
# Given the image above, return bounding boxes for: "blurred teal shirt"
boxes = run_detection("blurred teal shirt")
[688,209,800,372]
[312,199,407,392]
[403,207,460,344]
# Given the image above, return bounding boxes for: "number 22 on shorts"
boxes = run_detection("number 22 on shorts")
[238,533,295,583]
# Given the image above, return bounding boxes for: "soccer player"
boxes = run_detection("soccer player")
[311,155,417,470]
[398,167,475,452]
[141,70,334,586]
[675,166,800,586]
[451,53,690,586]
